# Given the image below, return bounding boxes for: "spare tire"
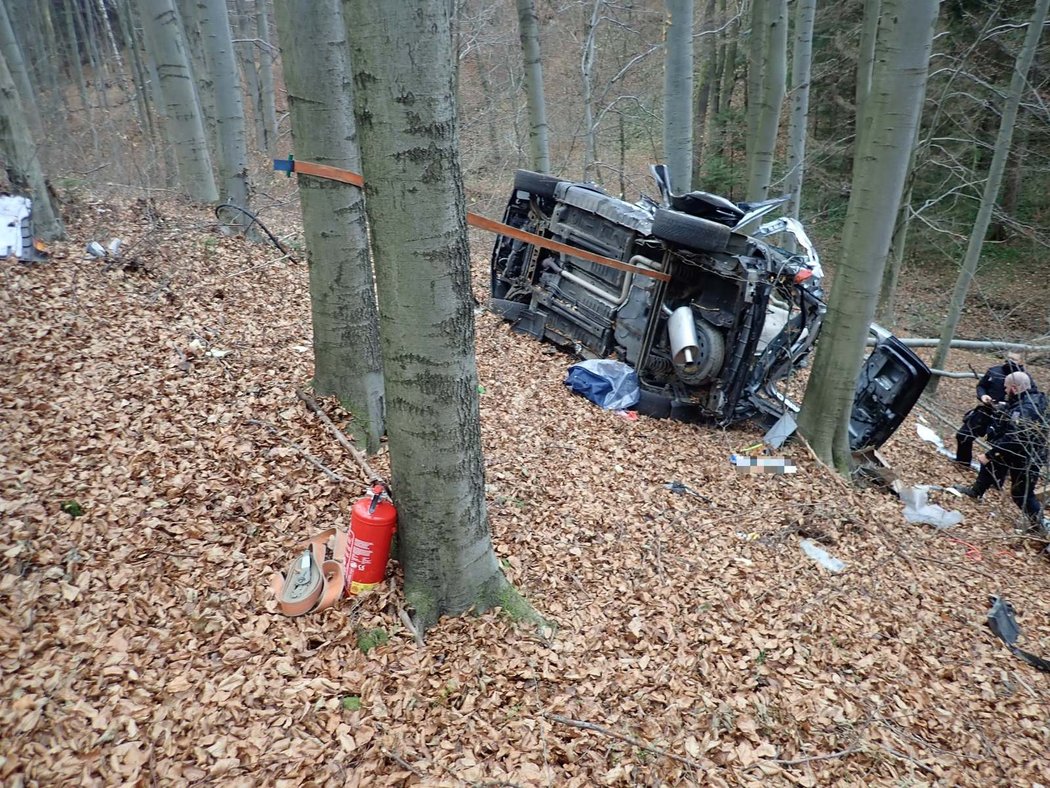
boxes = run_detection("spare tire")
[513,169,564,200]
[651,208,732,253]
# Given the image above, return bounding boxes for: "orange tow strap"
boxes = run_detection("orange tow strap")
[277,158,672,283]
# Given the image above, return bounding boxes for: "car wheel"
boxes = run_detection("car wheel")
[689,319,726,383]
[513,169,564,200]
[651,208,731,253]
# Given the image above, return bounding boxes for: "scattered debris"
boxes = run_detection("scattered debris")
[898,485,964,528]
[564,359,640,410]
[663,480,712,503]
[800,539,846,572]
[915,421,978,469]
[763,411,797,449]
[986,596,1050,672]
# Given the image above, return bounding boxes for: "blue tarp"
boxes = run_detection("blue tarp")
[564,359,640,411]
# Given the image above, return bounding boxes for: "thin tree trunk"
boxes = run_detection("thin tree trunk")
[197,0,252,229]
[692,0,716,182]
[718,2,737,166]
[796,0,938,470]
[177,0,219,159]
[746,0,786,201]
[0,48,64,239]
[663,0,694,193]
[273,0,385,454]
[744,0,766,187]
[139,0,218,202]
[929,0,1049,390]
[233,0,264,151]
[581,0,601,181]
[0,1,43,135]
[515,0,550,173]
[255,0,278,153]
[784,0,815,223]
[344,0,519,632]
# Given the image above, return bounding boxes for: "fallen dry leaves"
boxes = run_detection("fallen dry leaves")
[1,194,1048,786]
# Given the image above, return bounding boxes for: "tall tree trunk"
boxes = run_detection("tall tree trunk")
[797,0,937,471]
[515,0,550,173]
[139,0,219,202]
[273,0,385,454]
[233,0,264,151]
[0,48,64,239]
[255,0,278,153]
[854,0,880,163]
[718,1,738,167]
[197,0,252,229]
[746,0,786,201]
[744,0,766,187]
[929,0,1049,390]
[581,0,601,180]
[178,0,219,162]
[784,0,815,223]
[692,0,716,182]
[663,0,694,193]
[0,1,43,135]
[344,0,519,632]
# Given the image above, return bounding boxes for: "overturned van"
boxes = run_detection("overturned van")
[489,166,930,450]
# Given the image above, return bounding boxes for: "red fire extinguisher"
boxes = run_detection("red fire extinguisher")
[345,483,397,596]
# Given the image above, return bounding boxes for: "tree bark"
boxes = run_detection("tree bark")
[344,0,518,631]
[581,0,601,180]
[0,1,43,135]
[744,0,766,188]
[273,0,385,454]
[929,0,1049,392]
[692,0,716,182]
[197,0,252,229]
[784,0,814,224]
[515,0,550,173]
[663,0,694,193]
[746,0,786,201]
[797,0,938,471]
[233,0,264,151]
[255,0,278,154]
[139,0,218,203]
[0,46,64,239]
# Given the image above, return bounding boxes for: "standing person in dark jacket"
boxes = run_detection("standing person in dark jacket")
[955,371,1048,530]
[955,353,1037,465]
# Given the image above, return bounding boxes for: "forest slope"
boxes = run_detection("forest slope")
[1,196,1048,786]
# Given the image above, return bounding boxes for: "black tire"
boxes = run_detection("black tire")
[513,169,563,200]
[689,320,726,384]
[19,216,32,260]
[651,208,732,253]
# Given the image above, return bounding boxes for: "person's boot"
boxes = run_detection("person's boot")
[952,484,982,499]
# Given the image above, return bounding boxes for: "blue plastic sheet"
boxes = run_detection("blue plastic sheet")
[564,359,640,411]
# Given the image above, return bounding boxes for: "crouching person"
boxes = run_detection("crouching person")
[954,371,1048,532]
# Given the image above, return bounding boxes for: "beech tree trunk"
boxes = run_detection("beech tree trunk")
[929,0,1050,392]
[797,0,938,471]
[746,0,786,201]
[581,0,601,180]
[0,47,64,239]
[784,0,815,223]
[273,0,385,454]
[0,1,43,135]
[344,0,517,631]
[515,0,550,173]
[197,0,252,229]
[139,0,219,203]
[255,0,278,153]
[663,0,694,193]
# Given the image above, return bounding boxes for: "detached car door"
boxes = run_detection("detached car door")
[849,326,931,450]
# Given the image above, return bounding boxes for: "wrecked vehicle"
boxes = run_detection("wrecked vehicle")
[489,166,930,450]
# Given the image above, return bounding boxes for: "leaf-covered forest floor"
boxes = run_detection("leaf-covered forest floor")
[2,193,1049,787]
